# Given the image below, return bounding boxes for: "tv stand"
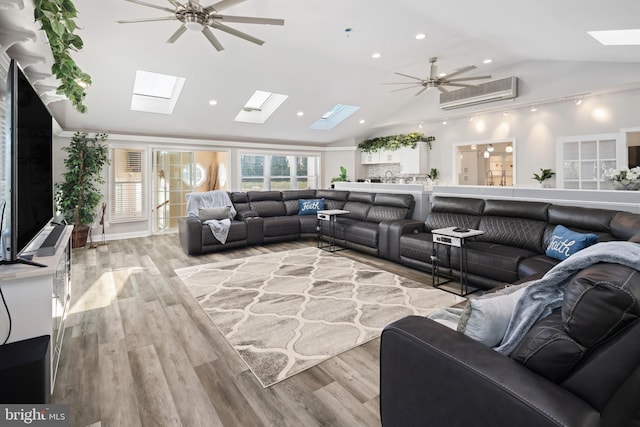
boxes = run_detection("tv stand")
[0,257,46,268]
[0,225,72,395]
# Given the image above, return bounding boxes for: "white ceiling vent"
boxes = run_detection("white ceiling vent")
[439,77,518,110]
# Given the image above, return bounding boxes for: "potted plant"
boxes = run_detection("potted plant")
[532,168,555,188]
[55,132,110,248]
[331,166,348,184]
[426,167,439,185]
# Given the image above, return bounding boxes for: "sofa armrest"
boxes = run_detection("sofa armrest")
[178,217,203,255]
[237,210,259,220]
[386,219,425,262]
[380,316,600,427]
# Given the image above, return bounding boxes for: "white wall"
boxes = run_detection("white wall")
[369,88,640,186]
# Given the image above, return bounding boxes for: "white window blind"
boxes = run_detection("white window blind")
[111,148,145,222]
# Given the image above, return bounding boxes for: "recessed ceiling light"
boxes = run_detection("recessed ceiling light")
[442,120,447,125]
[530,105,537,112]
[359,119,366,124]
[297,111,304,117]
[483,59,493,64]
[372,52,381,59]
[502,111,509,116]
[468,116,474,122]
[588,29,640,45]
[209,99,218,106]
[575,99,583,106]
[415,33,426,40]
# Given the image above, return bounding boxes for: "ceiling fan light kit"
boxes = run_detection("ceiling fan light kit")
[118,0,284,51]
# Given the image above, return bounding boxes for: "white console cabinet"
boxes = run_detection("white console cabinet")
[0,225,73,392]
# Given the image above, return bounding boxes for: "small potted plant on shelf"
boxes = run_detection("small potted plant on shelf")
[55,132,110,248]
[331,166,348,186]
[603,166,640,190]
[426,167,439,186]
[532,168,555,188]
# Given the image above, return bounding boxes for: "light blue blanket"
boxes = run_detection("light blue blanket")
[495,241,640,355]
[186,191,236,244]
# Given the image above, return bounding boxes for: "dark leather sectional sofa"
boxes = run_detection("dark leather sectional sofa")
[387,196,640,290]
[178,189,415,257]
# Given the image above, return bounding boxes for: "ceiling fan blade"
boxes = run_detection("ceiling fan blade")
[215,15,284,25]
[210,22,264,45]
[415,87,429,96]
[394,72,424,81]
[446,75,491,82]
[204,0,245,13]
[437,86,449,94]
[444,65,477,79]
[202,27,224,51]
[124,0,175,13]
[117,16,177,23]
[381,82,422,85]
[166,0,182,7]
[390,86,421,93]
[166,24,187,43]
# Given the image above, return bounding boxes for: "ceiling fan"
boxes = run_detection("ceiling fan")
[384,57,491,96]
[117,0,284,52]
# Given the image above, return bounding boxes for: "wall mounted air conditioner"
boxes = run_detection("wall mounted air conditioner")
[440,76,518,110]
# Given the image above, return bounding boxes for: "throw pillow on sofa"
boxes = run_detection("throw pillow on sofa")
[199,206,233,221]
[545,225,598,261]
[298,198,325,215]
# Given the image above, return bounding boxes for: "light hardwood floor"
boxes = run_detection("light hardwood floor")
[52,234,438,427]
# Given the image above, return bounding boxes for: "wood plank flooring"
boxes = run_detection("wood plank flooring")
[52,234,439,427]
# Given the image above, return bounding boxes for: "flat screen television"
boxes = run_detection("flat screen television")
[0,58,53,266]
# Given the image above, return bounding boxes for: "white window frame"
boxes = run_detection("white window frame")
[110,146,148,223]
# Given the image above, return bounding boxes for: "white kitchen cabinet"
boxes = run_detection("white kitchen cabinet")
[400,142,429,174]
[379,149,401,164]
[361,151,380,164]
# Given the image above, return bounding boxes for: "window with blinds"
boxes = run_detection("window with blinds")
[111,148,145,221]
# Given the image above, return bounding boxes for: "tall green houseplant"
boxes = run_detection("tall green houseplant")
[55,132,109,247]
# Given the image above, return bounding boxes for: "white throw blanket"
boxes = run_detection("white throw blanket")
[495,241,640,355]
[186,191,236,244]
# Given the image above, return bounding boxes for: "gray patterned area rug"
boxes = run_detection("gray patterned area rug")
[175,247,464,387]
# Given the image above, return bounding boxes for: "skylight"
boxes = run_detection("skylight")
[131,70,185,114]
[234,90,289,124]
[310,104,360,130]
[588,29,640,46]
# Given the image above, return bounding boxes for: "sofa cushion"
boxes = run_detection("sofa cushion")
[477,216,547,253]
[366,205,410,223]
[230,192,250,214]
[610,211,640,240]
[374,193,414,209]
[431,196,485,215]
[262,216,300,237]
[282,190,316,215]
[347,191,376,204]
[517,255,560,279]
[399,233,449,267]
[247,190,282,202]
[545,225,598,261]
[341,219,379,248]
[424,212,481,232]
[510,310,586,383]
[462,242,537,284]
[199,206,233,221]
[249,200,287,217]
[342,201,371,221]
[483,199,550,222]
[298,215,318,234]
[457,285,527,347]
[548,204,616,233]
[562,263,640,347]
[298,198,325,215]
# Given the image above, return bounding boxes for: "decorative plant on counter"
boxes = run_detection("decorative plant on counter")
[55,132,110,248]
[358,133,435,153]
[331,166,348,182]
[426,167,439,181]
[34,0,91,113]
[532,168,555,183]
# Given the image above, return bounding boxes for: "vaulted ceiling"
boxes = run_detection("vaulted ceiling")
[4,0,640,145]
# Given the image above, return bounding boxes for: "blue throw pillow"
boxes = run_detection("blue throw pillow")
[298,198,325,215]
[546,225,598,261]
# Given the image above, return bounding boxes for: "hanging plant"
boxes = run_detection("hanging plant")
[34,0,91,113]
[358,132,435,153]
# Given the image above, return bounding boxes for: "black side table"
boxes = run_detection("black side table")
[316,209,350,252]
[431,227,484,296]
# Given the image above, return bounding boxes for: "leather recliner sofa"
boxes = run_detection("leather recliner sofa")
[178,189,415,257]
[387,196,640,290]
[379,258,640,427]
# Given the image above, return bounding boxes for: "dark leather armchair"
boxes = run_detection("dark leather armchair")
[380,262,640,427]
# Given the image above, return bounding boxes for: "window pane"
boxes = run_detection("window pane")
[241,178,264,191]
[296,157,308,176]
[271,178,291,190]
[241,155,264,177]
[297,178,308,189]
[270,156,290,176]
[112,148,145,221]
